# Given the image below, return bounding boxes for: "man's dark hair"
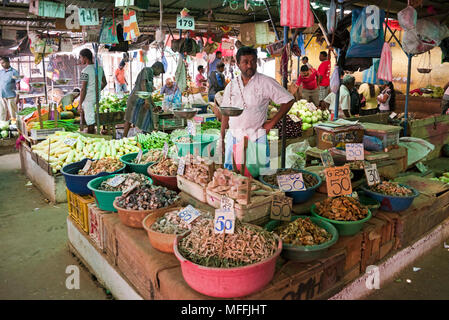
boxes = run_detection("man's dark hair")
[320,51,327,57]
[1,56,10,63]
[302,56,309,62]
[79,48,93,62]
[300,65,309,72]
[236,46,257,63]
[217,62,225,69]
[119,60,126,67]
[198,65,204,72]
[73,88,81,93]
[216,51,222,56]
[152,61,165,73]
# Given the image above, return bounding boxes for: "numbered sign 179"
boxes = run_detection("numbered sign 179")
[176,15,195,30]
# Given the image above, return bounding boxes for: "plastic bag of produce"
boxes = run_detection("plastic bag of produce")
[285,140,311,170]
[398,6,417,31]
[330,66,341,93]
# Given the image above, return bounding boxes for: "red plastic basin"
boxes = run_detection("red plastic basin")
[173,232,282,298]
[147,163,179,191]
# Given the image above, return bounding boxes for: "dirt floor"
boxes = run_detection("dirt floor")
[0,153,109,300]
[0,152,448,300]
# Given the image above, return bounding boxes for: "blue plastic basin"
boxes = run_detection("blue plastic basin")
[259,169,322,204]
[360,184,419,212]
[61,158,125,196]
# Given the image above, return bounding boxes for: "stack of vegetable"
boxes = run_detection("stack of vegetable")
[78,159,123,176]
[273,217,332,246]
[411,85,444,98]
[149,158,178,176]
[152,92,163,103]
[0,120,18,139]
[287,100,330,131]
[201,120,221,131]
[179,154,213,187]
[151,208,211,235]
[31,131,140,173]
[99,94,128,113]
[115,185,179,211]
[98,173,149,192]
[28,119,79,132]
[133,149,163,164]
[431,172,449,185]
[137,131,172,150]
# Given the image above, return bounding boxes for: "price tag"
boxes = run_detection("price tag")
[177,205,201,225]
[176,15,195,30]
[214,209,235,234]
[107,175,126,188]
[64,138,78,147]
[324,165,353,197]
[78,8,99,26]
[38,1,66,18]
[320,150,334,167]
[187,120,196,136]
[364,163,381,186]
[122,181,140,197]
[276,173,306,192]
[177,158,186,175]
[220,196,235,212]
[135,149,143,163]
[81,159,92,172]
[163,142,169,157]
[389,112,397,119]
[346,143,364,161]
[270,194,292,221]
[288,114,301,123]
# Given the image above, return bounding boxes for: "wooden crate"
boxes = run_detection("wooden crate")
[88,203,109,251]
[67,189,95,233]
[331,233,363,279]
[177,175,207,203]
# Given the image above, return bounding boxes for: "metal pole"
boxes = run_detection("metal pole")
[281,26,288,168]
[404,54,412,136]
[263,0,280,41]
[333,2,344,120]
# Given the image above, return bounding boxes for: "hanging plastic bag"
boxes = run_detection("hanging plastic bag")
[99,17,119,44]
[351,7,380,45]
[416,18,442,47]
[280,0,314,28]
[398,6,417,31]
[330,66,340,93]
[403,29,434,55]
[377,42,393,82]
[123,10,140,42]
[362,58,385,85]
[285,140,311,169]
[327,0,337,34]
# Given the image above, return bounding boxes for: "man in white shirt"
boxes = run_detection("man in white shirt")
[321,75,354,119]
[220,46,294,177]
[78,49,107,134]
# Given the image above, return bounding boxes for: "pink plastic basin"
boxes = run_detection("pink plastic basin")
[173,232,282,298]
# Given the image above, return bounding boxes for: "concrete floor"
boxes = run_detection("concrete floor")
[0,152,448,300]
[0,153,109,300]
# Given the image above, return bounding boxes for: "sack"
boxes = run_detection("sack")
[416,18,442,47]
[330,66,341,93]
[266,41,284,56]
[362,58,385,85]
[280,0,314,28]
[327,0,337,34]
[285,140,311,169]
[99,17,119,44]
[377,42,393,82]
[351,6,380,44]
[403,29,435,54]
[398,6,417,31]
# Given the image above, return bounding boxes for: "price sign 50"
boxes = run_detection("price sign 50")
[346,143,364,161]
[214,210,235,234]
[325,165,353,197]
[276,173,306,192]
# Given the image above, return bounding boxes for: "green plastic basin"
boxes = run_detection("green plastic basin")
[87,174,153,212]
[173,134,218,157]
[310,204,372,236]
[264,215,338,262]
[120,150,160,176]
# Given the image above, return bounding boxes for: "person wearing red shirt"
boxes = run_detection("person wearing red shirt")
[295,65,319,106]
[317,51,331,103]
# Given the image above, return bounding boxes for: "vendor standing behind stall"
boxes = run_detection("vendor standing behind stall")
[0,56,20,121]
[295,65,320,106]
[123,62,165,137]
[208,62,226,103]
[220,46,294,177]
[78,49,107,134]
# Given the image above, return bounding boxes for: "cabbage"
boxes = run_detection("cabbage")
[1,130,8,138]
[0,121,9,131]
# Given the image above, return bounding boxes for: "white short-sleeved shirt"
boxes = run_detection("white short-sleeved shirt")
[324,85,351,118]
[80,64,104,125]
[221,72,294,141]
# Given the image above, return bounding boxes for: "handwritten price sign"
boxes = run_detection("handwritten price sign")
[320,150,334,168]
[324,165,352,197]
[220,196,235,212]
[176,15,195,30]
[214,209,235,234]
[78,8,99,26]
[177,158,186,176]
[270,194,292,221]
[64,138,78,147]
[107,175,126,187]
[346,143,364,161]
[135,149,144,163]
[178,205,201,225]
[276,173,306,192]
[364,163,381,186]
[187,120,196,136]
[163,142,169,157]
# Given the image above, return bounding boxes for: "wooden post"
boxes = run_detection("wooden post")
[36,97,43,129]
[246,176,252,206]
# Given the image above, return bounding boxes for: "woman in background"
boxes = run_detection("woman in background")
[358,82,380,116]
[377,82,395,113]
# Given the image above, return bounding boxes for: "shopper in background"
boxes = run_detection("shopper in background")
[78,48,107,134]
[123,61,165,137]
[358,82,380,116]
[160,77,179,96]
[114,61,128,96]
[321,75,354,119]
[442,81,449,115]
[60,88,80,110]
[208,62,226,103]
[208,51,222,76]
[377,82,395,113]
[195,65,207,91]
[301,56,313,70]
[0,56,20,120]
[295,65,320,106]
[317,51,331,103]
[349,84,362,116]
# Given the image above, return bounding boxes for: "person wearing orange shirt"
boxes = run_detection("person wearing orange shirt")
[114,61,128,95]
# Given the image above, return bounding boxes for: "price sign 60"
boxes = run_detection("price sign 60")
[325,165,352,197]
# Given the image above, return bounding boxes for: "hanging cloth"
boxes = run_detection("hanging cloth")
[175,55,187,93]
[377,42,393,82]
[280,0,314,28]
[123,10,140,42]
[363,58,386,85]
